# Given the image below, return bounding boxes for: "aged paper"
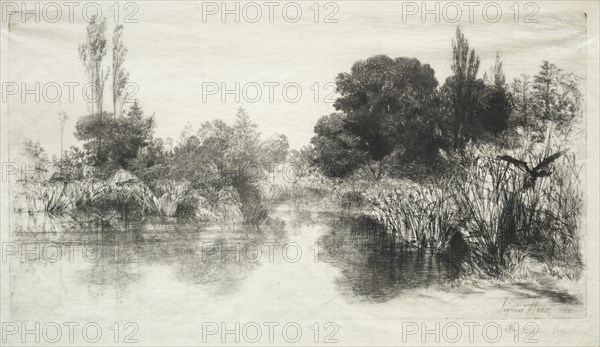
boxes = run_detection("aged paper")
[1,1,599,345]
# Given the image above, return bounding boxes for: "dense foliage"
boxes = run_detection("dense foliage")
[74,102,154,177]
[310,27,579,181]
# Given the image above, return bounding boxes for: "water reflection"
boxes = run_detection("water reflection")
[320,215,466,302]
[7,206,584,326]
[9,212,285,312]
[9,209,468,308]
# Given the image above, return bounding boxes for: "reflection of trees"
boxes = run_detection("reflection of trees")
[78,223,142,300]
[11,212,281,300]
[170,235,260,296]
[81,217,270,296]
[321,215,463,302]
[11,212,79,235]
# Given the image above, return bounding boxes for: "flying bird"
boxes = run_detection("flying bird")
[497,149,568,188]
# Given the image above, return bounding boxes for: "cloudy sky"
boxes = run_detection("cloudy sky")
[1,1,589,155]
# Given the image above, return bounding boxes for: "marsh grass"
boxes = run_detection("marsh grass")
[42,184,72,213]
[15,183,73,213]
[150,180,202,217]
[366,182,458,251]
[524,150,583,279]
[453,156,526,277]
[456,142,582,279]
[363,137,583,280]
[67,180,107,208]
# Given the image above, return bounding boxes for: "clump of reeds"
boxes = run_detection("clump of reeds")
[66,180,107,209]
[363,137,583,281]
[367,189,405,240]
[43,184,72,213]
[521,149,583,279]
[366,182,457,250]
[150,180,202,217]
[15,182,73,214]
[452,142,583,279]
[451,156,525,277]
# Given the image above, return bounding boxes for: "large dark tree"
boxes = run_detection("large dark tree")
[310,113,369,178]
[334,55,439,162]
[440,76,511,139]
[311,55,442,178]
[479,84,512,133]
[440,29,512,144]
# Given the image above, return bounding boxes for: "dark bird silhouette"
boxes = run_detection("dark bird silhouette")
[497,149,568,188]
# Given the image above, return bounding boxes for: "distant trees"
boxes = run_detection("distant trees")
[532,61,582,125]
[335,55,440,161]
[479,53,512,134]
[75,15,128,177]
[54,146,88,181]
[18,139,50,182]
[66,17,581,193]
[130,138,170,183]
[172,119,234,195]
[287,146,318,177]
[112,24,129,117]
[533,61,560,121]
[310,31,515,179]
[78,15,109,116]
[21,138,48,162]
[172,108,289,188]
[169,108,288,224]
[448,26,480,149]
[484,53,506,87]
[311,29,510,178]
[441,28,512,146]
[261,134,289,165]
[510,61,582,136]
[74,101,154,177]
[510,74,533,125]
[73,17,158,178]
[310,28,519,179]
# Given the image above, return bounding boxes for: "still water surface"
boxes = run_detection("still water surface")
[4,204,582,345]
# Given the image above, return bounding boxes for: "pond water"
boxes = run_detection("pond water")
[316,214,466,302]
[3,203,584,345]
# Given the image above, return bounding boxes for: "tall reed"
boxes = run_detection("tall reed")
[366,183,457,250]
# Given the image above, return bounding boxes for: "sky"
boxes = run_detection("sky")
[1,1,589,156]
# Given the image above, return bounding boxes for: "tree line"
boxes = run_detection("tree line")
[52,17,290,198]
[309,27,582,180]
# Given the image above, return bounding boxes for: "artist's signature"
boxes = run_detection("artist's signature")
[497,298,578,318]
